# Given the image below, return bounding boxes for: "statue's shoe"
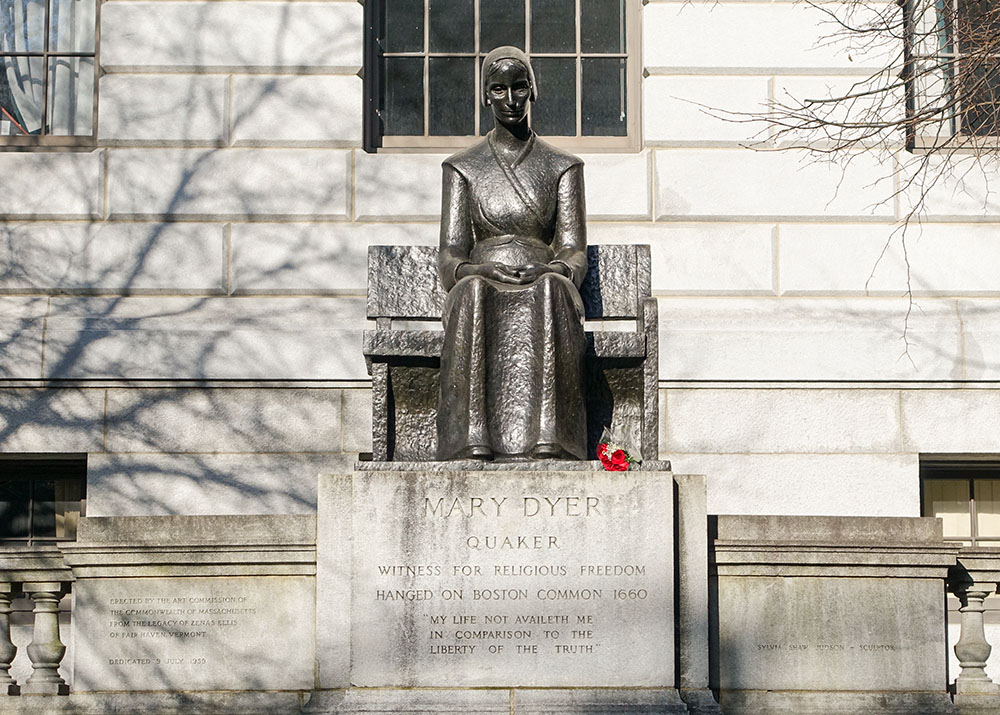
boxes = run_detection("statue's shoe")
[531,443,570,459]
[457,445,494,460]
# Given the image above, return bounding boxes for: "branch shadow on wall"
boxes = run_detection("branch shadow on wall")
[0,2,399,694]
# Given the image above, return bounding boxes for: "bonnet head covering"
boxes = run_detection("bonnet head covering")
[480,46,537,106]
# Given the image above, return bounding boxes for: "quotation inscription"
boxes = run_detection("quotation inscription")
[424,612,597,655]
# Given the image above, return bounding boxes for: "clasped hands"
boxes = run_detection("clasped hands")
[457,261,569,285]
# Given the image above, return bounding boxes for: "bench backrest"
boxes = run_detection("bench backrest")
[367,244,651,321]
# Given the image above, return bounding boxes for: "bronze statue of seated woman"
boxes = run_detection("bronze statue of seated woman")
[437,46,588,462]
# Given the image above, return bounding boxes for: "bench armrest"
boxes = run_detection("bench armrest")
[363,328,647,375]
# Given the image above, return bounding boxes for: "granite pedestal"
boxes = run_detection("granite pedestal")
[313,462,700,713]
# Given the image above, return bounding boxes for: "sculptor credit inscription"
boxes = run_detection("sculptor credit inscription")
[718,577,945,691]
[351,471,674,687]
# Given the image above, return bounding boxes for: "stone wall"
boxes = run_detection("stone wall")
[1,0,1000,691]
[0,0,996,520]
[0,0,996,514]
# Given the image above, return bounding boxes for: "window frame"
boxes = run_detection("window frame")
[920,458,1000,547]
[0,0,101,151]
[363,0,642,153]
[904,0,1000,151]
[0,455,87,545]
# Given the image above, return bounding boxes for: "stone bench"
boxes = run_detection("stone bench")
[363,244,658,462]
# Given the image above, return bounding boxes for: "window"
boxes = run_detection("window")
[906,0,1000,148]
[921,459,1000,546]
[0,0,98,148]
[0,457,86,544]
[363,0,639,152]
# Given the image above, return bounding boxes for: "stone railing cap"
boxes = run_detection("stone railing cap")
[714,515,943,544]
[76,515,317,545]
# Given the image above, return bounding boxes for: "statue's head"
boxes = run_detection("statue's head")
[480,46,538,123]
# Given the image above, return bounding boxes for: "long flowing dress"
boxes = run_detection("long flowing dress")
[437,130,588,460]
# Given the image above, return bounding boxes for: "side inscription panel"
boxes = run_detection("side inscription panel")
[73,576,315,691]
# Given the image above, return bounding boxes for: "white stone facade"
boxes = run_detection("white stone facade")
[3,0,999,511]
[2,0,1000,686]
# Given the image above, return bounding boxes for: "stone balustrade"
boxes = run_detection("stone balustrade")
[0,513,995,713]
[0,546,73,696]
[947,548,1000,713]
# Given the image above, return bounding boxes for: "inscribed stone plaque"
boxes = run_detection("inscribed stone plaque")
[351,469,674,687]
[718,576,947,690]
[72,576,315,691]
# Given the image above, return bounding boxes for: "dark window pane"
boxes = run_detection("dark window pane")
[429,57,475,135]
[0,0,46,53]
[384,0,423,53]
[0,55,44,135]
[957,0,1000,53]
[48,56,94,136]
[0,460,85,542]
[384,57,424,136]
[960,61,1000,135]
[49,0,96,52]
[582,57,626,135]
[581,0,625,53]
[32,479,56,538]
[429,0,473,52]
[532,57,576,136]
[531,0,575,53]
[480,0,524,53]
[0,480,30,539]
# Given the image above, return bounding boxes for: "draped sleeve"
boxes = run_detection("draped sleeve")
[550,162,588,288]
[438,162,473,291]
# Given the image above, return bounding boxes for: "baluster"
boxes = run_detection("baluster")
[0,584,18,695]
[20,582,68,695]
[952,582,1000,695]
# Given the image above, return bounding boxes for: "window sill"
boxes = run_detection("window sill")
[0,136,98,152]
[908,133,1000,154]
[376,134,641,154]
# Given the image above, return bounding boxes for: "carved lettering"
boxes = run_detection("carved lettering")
[466,535,559,550]
[424,495,601,519]
[523,496,601,517]
[375,589,434,601]
[361,476,672,685]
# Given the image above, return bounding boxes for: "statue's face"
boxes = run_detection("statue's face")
[487,60,532,127]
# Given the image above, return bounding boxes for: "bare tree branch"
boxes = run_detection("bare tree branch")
[702,0,1000,356]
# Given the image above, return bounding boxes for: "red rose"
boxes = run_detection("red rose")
[610,449,629,471]
[598,443,613,469]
